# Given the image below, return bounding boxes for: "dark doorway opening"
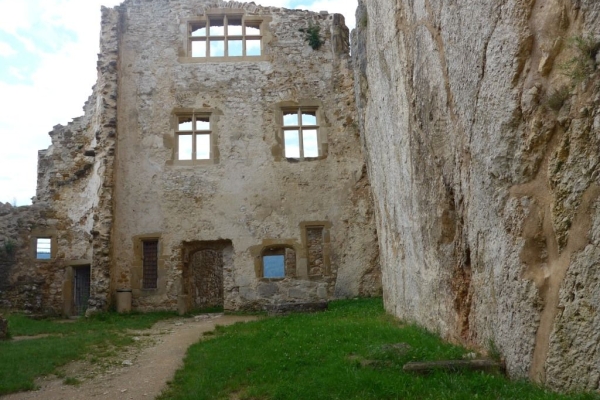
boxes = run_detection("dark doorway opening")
[182,240,232,310]
[73,265,90,315]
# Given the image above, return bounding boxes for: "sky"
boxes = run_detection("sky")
[0,0,358,206]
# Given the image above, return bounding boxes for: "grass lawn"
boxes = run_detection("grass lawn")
[160,298,598,400]
[0,311,177,395]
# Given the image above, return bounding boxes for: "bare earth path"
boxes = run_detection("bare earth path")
[4,314,258,400]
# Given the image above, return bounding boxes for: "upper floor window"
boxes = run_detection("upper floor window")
[176,113,212,161]
[282,108,319,159]
[189,15,262,58]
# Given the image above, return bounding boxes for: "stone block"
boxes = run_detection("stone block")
[257,283,278,297]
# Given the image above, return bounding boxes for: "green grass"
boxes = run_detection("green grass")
[160,298,598,400]
[0,311,176,395]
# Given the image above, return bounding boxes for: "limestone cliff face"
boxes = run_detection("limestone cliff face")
[354,0,600,390]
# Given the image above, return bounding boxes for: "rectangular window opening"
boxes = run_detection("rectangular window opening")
[282,108,320,160]
[284,130,300,158]
[175,113,212,162]
[228,19,243,36]
[143,240,158,289]
[188,17,262,59]
[263,254,285,278]
[36,238,51,260]
[191,41,207,57]
[209,18,225,36]
[191,23,207,37]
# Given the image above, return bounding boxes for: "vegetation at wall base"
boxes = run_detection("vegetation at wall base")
[159,298,598,400]
[0,311,176,395]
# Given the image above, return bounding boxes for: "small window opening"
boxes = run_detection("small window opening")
[262,247,296,279]
[36,238,51,260]
[143,240,158,289]
[176,114,212,161]
[263,254,285,278]
[282,108,319,159]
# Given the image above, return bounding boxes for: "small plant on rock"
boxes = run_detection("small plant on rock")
[545,85,571,111]
[560,34,600,84]
[301,24,325,50]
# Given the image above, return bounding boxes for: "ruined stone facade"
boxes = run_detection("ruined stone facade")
[0,1,380,316]
[354,0,600,392]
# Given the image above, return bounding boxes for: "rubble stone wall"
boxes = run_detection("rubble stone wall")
[112,0,380,311]
[354,0,600,391]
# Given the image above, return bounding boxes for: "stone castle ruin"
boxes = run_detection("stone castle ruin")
[0,0,380,316]
[2,0,600,393]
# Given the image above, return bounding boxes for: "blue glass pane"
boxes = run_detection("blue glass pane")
[263,255,284,278]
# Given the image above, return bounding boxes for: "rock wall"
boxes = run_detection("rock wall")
[354,0,600,391]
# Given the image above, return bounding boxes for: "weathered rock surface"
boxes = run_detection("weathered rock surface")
[354,0,600,391]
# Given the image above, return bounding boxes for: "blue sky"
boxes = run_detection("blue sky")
[0,0,357,206]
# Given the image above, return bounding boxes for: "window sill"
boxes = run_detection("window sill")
[178,55,270,63]
[284,156,326,162]
[168,159,217,166]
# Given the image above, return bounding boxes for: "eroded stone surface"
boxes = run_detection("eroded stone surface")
[353,0,600,391]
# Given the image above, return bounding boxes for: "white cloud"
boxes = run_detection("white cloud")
[0,0,357,206]
[0,42,16,57]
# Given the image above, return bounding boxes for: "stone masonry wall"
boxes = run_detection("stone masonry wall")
[354,0,600,391]
[110,0,380,311]
[0,7,120,315]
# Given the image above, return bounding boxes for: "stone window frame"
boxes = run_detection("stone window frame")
[142,239,159,290]
[31,230,57,262]
[131,233,165,295]
[179,10,272,63]
[250,240,299,281]
[260,245,296,280]
[171,108,220,166]
[274,101,329,162]
[300,221,331,277]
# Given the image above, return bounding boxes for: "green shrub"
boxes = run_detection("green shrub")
[302,24,324,50]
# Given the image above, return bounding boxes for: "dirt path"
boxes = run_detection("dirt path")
[4,314,257,400]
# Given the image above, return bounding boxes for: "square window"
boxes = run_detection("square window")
[228,40,243,56]
[282,108,320,160]
[191,41,206,57]
[209,18,225,36]
[263,255,285,278]
[36,238,52,260]
[175,113,212,162]
[228,19,243,36]
[246,39,261,56]
[191,23,207,37]
[210,40,225,57]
